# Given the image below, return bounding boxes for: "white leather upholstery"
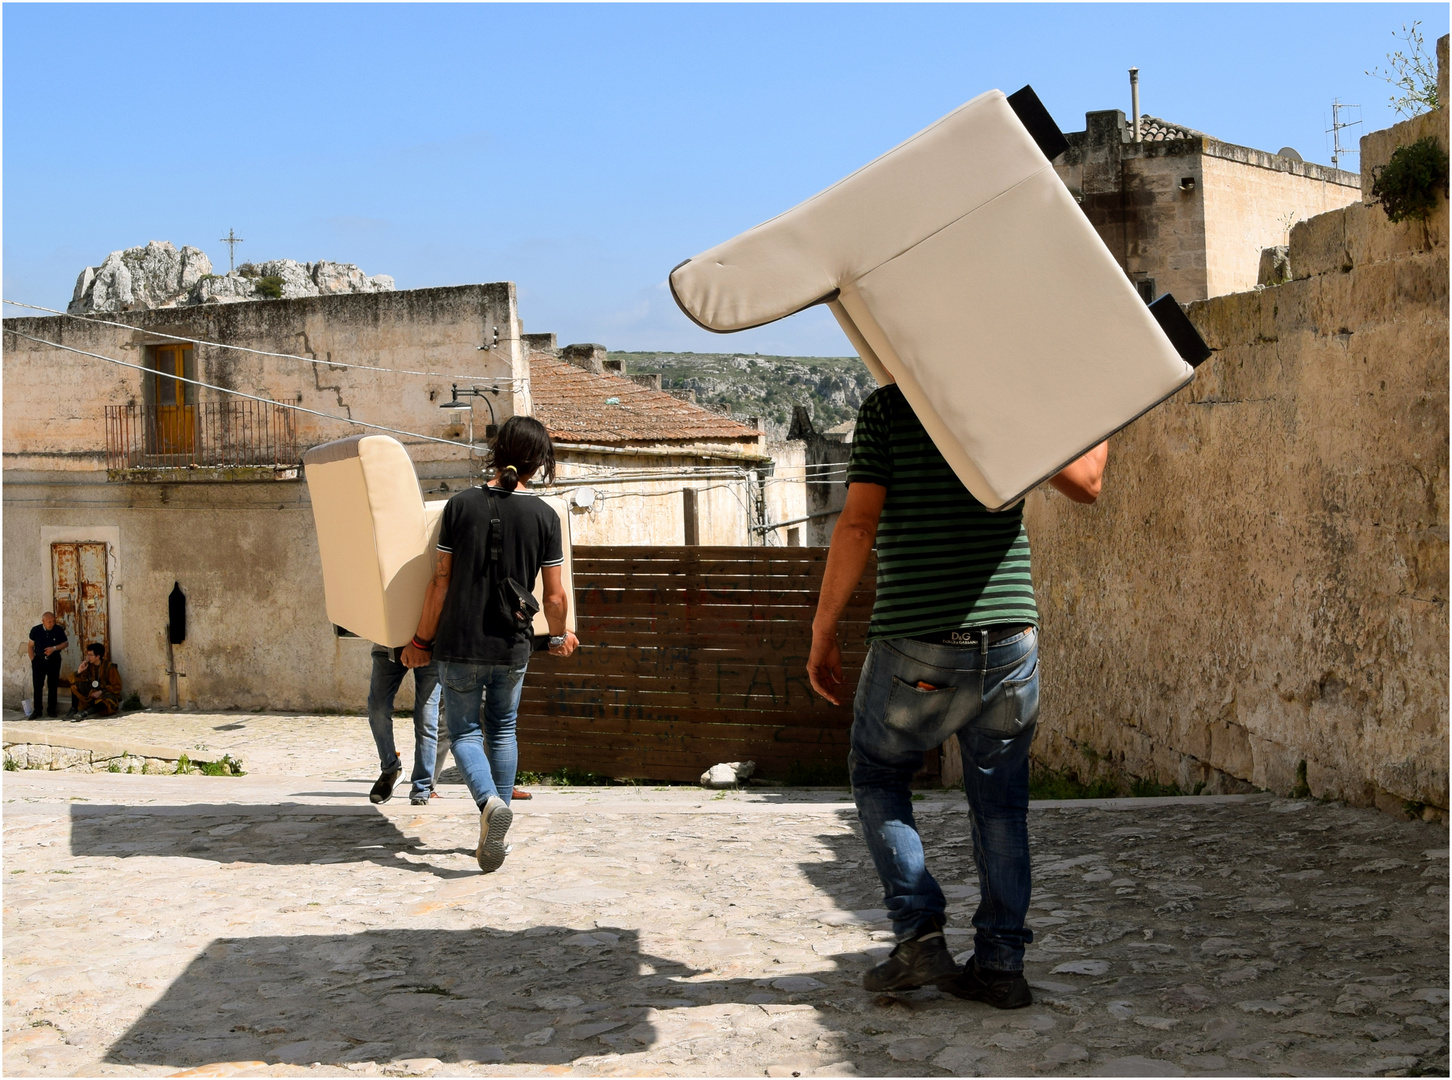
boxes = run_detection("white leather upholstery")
[304,435,573,646]
[670,88,1196,510]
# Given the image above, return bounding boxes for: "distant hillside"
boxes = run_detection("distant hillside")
[609,351,878,440]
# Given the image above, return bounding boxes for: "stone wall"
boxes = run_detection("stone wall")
[1201,152,1367,298]
[3,283,526,475]
[1025,94,1448,817]
[1,479,381,713]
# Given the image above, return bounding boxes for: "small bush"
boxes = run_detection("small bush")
[236,263,260,279]
[3,755,17,772]
[253,275,285,300]
[199,754,245,777]
[107,760,122,773]
[1371,137,1450,222]
[1028,767,1120,800]
[175,753,192,775]
[1129,776,1184,799]
[542,766,604,787]
[1290,760,1311,799]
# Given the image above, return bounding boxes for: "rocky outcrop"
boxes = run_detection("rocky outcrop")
[68,243,395,314]
[69,241,213,314]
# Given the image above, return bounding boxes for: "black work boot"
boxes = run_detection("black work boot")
[863,917,959,992]
[945,955,1033,1009]
[369,768,401,804]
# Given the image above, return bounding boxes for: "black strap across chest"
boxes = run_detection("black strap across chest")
[486,487,503,567]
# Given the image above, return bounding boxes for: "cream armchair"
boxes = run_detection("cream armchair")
[303,434,573,647]
[670,86,1209,510]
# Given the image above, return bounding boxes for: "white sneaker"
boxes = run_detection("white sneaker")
[476,795,513,873]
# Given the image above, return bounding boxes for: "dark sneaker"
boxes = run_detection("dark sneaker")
[476,795,513,873]
[945,956,1033,1009]
[369,768,401,804]
[863,921,959,992]
[409,791,440,806]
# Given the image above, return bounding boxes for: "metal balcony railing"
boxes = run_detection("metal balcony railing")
[104,401,300,471]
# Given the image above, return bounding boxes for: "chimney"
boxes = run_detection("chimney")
[560,343,608,375]
[1129,68,1141,143]
[521,332,558,359]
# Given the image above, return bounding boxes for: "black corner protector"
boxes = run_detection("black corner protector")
[1149,293,1212,368]
[1007,85,1070,162]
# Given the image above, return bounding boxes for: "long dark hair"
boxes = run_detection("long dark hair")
[489,415,555,490]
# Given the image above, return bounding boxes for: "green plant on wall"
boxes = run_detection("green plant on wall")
[253,275,285,300]
[1371,136,1450,222]
[1365,21,1441,117]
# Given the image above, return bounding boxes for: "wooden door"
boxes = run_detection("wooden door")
[152,344,195,457]
[51,542,109,666]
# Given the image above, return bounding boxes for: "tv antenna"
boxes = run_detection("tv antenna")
[1326,100,1362,169]
[219,228,245,272]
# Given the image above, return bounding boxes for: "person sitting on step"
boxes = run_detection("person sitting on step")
[66,643,122,721]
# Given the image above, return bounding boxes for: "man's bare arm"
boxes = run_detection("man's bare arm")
[807,482,887,704]
[541,565,578,656]
[402,552,452,668]
[1047,441,1108,503]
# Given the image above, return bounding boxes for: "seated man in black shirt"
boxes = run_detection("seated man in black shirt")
[403,416,578,873]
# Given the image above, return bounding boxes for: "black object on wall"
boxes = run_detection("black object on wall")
[168,583,187,644]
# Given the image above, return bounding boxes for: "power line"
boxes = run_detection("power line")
[4,329,466,449]
[1,298,524,387]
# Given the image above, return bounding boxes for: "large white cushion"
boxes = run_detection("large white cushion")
[670,87,1204,509]
[304,435,573,646]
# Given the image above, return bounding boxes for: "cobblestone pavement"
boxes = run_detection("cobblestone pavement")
[3,714,1448,1078]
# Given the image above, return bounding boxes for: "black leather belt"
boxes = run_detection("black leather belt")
[909,625,1034,648]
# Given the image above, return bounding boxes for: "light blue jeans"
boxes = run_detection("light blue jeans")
[438,660,528,810]
[850,628,1039,972]
[367,645,441,800]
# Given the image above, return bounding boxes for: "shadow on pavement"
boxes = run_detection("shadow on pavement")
[68,804,476,879]
[102,924,885,1070]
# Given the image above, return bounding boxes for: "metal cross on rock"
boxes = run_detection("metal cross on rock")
[219,229,245,272]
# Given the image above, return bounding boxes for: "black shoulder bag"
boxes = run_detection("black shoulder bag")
[487,489,541,635]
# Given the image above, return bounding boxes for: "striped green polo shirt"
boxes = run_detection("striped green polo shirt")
[847,385,1039,640]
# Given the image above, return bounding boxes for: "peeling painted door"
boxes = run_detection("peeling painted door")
[52,542,109,667]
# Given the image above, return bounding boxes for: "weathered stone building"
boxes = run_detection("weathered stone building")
[1027,39,1449,817]
[523,338,805,547]
[3,283,805,712]
[1054,109,1363,303]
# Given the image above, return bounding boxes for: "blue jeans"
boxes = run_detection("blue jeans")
[367,645,441,800]
[850,629,1039,972]
[438,660,528,810]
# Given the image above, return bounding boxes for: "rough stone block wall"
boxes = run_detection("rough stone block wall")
[1025,98,1448,817]
[1200,153,1361,298]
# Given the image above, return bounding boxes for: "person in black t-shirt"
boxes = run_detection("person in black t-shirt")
[28,612,69,718]
[403,416,577,874]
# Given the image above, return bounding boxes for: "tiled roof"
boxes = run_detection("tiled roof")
[529,357,763,446]
[1137,115,1205,142]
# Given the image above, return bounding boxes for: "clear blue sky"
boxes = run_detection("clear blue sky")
[4,3,1446,356]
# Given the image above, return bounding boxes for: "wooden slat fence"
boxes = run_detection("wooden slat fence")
[518,546,933,784]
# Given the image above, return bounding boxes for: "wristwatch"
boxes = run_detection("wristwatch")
[548,635,566,649]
